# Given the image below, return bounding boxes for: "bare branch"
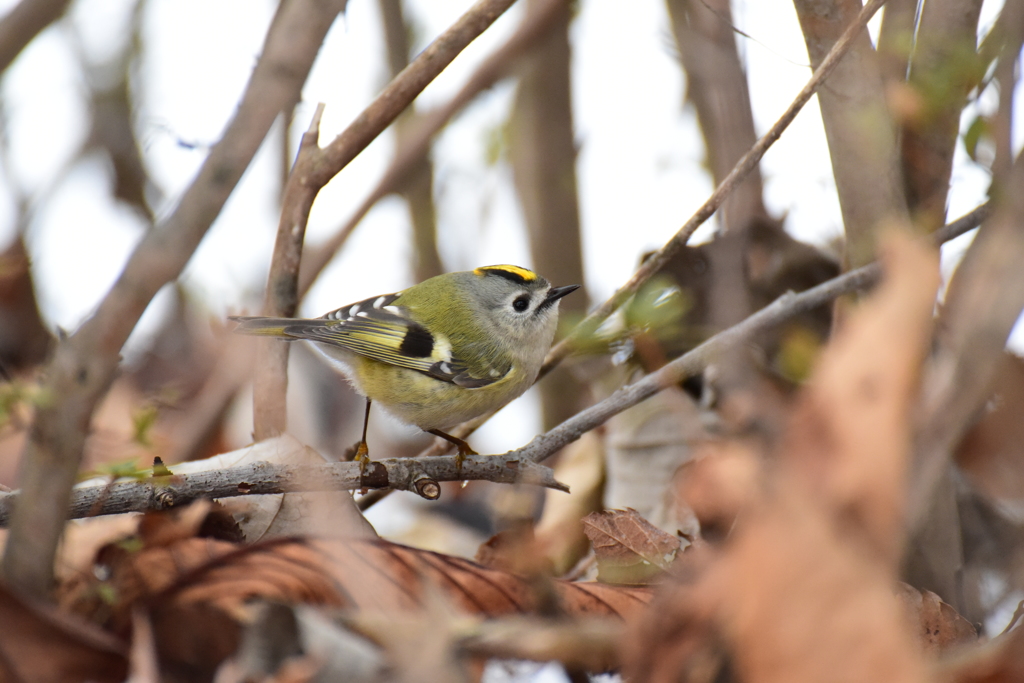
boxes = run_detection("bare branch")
[2,0,348,598]
[254,104,326,439]
[0,453,567,525]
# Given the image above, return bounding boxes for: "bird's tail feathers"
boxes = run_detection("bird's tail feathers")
[229,316,305,339]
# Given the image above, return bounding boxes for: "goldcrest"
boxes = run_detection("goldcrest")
[231,265,580,462]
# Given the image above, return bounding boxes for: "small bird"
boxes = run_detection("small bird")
[231,265,580,465]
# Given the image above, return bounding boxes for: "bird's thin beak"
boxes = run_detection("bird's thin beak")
[544,284,581,304]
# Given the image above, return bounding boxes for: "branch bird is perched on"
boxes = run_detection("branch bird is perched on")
[231,265,580,465]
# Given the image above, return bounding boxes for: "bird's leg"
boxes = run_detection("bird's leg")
[427,429,477,471]
[353,399,372,473]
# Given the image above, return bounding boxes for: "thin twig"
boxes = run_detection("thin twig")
[2,0,348,597]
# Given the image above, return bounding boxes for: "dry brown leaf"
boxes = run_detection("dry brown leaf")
[56,513,141,584]
[60,532,347,683]
[783,231,940,562]
[320,537,651,618]
[581,508,682,584]
[712,489,930,683]
[63,507,649,631]
[61,534,346,636]
[895,581,977,654]
[0,584,127,683]
[56,505,650,680]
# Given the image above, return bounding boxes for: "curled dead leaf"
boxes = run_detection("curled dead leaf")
[582,508,682,584]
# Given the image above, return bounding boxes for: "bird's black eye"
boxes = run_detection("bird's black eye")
[512,295,530,312]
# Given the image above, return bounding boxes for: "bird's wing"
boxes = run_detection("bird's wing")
[289,294,507,388]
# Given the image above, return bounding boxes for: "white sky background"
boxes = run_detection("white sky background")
[0,0,1021,456]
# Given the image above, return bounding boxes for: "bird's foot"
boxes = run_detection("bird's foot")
[351,440,370,475]
[427,429,477,474]
[453,442,479,473]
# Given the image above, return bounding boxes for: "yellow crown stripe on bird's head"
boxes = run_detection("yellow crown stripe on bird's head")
[473,265,538,284]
